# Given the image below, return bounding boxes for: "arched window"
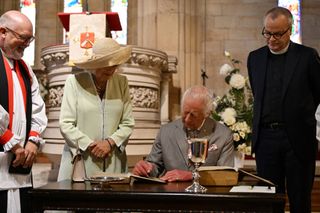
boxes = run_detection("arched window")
[278,0,301,44]
[20,0,36,66]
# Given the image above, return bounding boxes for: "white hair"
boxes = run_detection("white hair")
[181,85,213,116]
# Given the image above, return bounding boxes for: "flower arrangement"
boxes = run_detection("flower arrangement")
[212,51,253,155]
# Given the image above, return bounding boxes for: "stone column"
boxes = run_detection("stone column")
[34,0,64,70]
[0,0,19,15]
[127,0,204,118]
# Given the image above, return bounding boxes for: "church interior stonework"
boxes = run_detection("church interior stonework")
[1,0,320,211]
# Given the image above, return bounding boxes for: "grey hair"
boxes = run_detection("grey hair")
[0,10,31,29]
[264,6,293,27]
[0,12,16,28]
[181,85,213,116]
[0,13,10,27]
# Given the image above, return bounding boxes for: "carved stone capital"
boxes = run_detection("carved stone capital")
[129,46,168,72]
[168,55,178,74]
[40,44,69,70]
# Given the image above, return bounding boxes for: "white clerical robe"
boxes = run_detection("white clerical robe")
[0,56,47,213]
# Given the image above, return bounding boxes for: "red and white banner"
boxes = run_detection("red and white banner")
[69,14,106,65]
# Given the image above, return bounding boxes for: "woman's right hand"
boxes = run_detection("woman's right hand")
[89,139,112,159]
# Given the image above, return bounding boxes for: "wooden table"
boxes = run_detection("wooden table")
[29,180,285,212]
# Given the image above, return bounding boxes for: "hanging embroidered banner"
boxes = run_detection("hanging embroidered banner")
[69,14,106,66]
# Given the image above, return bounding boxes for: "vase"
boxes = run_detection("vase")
[234,150,245,168]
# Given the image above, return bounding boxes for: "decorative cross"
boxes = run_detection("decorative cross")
[83,0,89,12]
[201,69,208,86]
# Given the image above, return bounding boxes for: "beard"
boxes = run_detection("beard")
[2,42,25,60]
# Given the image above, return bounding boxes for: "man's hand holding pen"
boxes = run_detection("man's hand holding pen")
[132,160,154,177]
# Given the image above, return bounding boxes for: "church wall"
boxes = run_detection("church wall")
[0,0,19,16]
[302,0,320,51]
[1,0,320,119]
[128,0,320,120]
[34,0,64,70]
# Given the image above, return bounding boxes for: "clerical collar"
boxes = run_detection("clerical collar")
[269,43,290,55]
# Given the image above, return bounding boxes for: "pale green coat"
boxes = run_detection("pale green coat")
[57,72,134,181]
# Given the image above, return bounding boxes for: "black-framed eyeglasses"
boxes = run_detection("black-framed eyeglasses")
[5,27,35,44]
[261,27,291,40]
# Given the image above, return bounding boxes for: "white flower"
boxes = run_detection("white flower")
[224,116,236,126]
[239,131,246,139]
[219,64,233,76]
[245,146,251,155]
[229,73,246,89]
[220,108,237,126]
[233,133,240,141]
[231,121,251,133]
[224,51,231,57]
[236,143,252,155]
[221,107,237,117]
[213,96,221,109]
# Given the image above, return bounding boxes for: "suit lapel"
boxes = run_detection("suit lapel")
[174,121,190,167]
[198,118,215,139]
[173,118,216,168]
[256,47,269,102]
[281,42,299,100]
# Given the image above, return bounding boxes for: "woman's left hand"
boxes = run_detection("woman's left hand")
[89,139,113,159]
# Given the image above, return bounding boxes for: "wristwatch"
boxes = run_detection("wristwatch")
[28,137,43,148]
[28,138,40,148]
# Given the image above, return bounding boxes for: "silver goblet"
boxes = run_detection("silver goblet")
[185,137,208,193]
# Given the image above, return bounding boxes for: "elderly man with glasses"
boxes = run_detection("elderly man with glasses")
[247,6,320,213]
[0,10,47,213]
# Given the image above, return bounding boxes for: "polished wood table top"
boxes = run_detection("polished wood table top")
[29,180,285,212]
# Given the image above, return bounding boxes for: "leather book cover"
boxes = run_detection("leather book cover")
[199,166,239,186]
[8,155,32,174]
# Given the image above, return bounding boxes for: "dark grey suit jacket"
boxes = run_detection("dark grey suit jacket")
[146,117,234,177]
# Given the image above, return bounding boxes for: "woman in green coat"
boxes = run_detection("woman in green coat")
[58,38,135,181]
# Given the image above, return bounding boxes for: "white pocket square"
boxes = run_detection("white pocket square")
[208,144,218,151]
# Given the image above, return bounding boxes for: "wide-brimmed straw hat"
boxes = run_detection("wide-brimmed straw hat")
[74,37,132,70]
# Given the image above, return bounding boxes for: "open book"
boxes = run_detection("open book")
[90,172,166,184]
[198,166,239,186]
[229,168,276,193]
[130,174,166,184]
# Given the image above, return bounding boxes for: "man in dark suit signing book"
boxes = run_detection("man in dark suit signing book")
[247,6,320,213]
[133,85,234,182]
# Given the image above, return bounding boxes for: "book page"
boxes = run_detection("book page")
[230,185,275,193]
[130,174,167,184]
[93,172,131,179]
[91,172,166,184]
